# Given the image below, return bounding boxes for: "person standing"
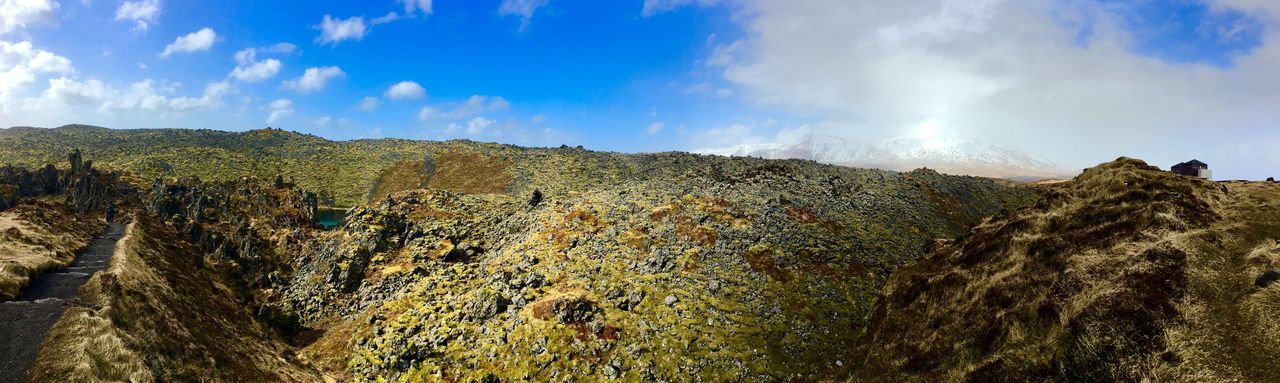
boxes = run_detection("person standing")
[105,203,117,223]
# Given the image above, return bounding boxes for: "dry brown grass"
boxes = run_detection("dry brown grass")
[852,158,1250,382]
[367,152,514,204]
[426,152,513,195]
[27,215,326,383]
[0,201,100,301]
[368,160,430,203]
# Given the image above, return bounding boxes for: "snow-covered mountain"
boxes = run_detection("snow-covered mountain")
[698,134,1075,181]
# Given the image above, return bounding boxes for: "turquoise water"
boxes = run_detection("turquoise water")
[317,207,349,228]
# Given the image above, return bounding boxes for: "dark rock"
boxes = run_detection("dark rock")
[471,288,510,321]
[531,295,597,324]
[1255,270,1280,289]
[529,189,543,207]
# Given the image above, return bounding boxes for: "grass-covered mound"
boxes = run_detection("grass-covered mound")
[855,158,1280,382]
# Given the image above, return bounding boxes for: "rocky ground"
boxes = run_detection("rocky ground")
[4,143,1039,382]
[274,151,1034,382]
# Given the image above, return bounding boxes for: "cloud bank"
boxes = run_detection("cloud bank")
[688,0,1280,178]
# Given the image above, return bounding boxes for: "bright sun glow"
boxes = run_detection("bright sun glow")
[916,119,951,151]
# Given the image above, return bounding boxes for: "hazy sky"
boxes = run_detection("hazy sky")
[1,0,1279,179]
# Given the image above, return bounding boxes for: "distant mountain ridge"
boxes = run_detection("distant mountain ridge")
[699,133,1076,181]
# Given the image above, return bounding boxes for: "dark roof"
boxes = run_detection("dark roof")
[1174,159,1207,168]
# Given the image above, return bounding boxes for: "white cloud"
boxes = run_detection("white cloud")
[642,0,717,17]
[371,12,401,25]
[431,115,569,145]
[0,0,58,35]
[465,116,494,135]
[531,114,546,123]
[442,117,496,135]
[32,77,232,114]
[41,76,106,105]
[165,81,230,111]
[160,27,216,58]
[498,0,549,31]
[114,0,160,32]
[314,15,366,45]
[416,95,510,121]
[1207,0,1280,20]
[266,98,293,125]
[691,0,1280,178]
[228,45,291,82]
[695,123,762,149]
[313,116,331,127]
[647,121,665,134]
[384,80,424,100]
[357,96,378,111]
[229,58,280,82]
[264,42,297,54]
[281,66,344,94]
[400,0,432,16]
[0,40,74,107]
[682,82,734,98]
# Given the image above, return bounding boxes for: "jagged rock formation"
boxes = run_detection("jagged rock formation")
[854,158,1280,382]
[0,149,123,213]
[0,149,130,301]
[141,175,320,323]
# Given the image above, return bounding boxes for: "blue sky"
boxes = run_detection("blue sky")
[2,0,754,151]
[3,0,1280,179]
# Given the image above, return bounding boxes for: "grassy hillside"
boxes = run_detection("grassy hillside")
[855,158,1280,382]
[0,125,437,207]
[0,125,1032,209]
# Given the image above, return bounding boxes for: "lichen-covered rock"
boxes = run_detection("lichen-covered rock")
[275,150,1036,382]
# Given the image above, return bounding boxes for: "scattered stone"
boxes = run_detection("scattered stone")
[531,295,597,324]
[664,295,678,306]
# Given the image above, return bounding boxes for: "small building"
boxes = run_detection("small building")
[1171,159,1211,179]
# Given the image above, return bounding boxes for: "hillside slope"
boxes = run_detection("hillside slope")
[0,125,1048,208]
[855,158,1280,382]
[59,144,1033,381]
[0,125,434,207]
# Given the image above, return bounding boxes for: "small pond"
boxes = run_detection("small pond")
[316,207,350,228]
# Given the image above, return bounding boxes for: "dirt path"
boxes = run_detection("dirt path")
[0,222,125,383]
